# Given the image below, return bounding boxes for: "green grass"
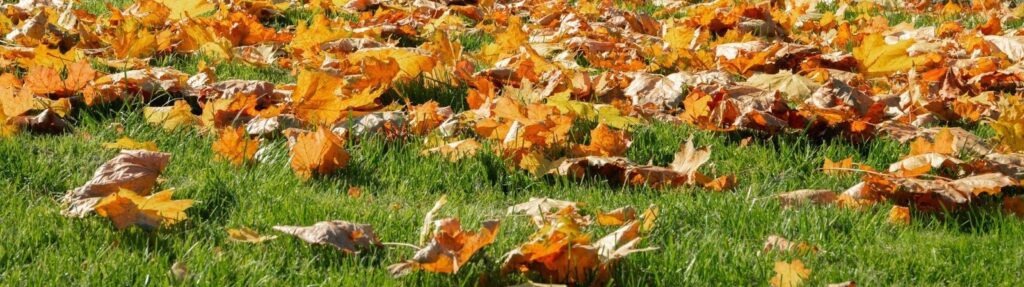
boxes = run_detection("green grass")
[2,1,1024,286]
[3,105,1023,286]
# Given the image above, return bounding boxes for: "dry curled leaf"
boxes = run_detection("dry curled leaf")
[389,218,500,277]
[273,220,382,253]
[63,150,171,217]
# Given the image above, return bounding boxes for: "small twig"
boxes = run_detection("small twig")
[381,242,422,250]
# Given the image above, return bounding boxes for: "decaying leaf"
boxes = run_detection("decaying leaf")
[273,220,382,253]
[63,150,171,217]
[389,218,500,276]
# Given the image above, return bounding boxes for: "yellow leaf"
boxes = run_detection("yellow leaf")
[347,48,436,81]
[155,0,215,20]
[144,100,199,131]
[769,260,811,287]
[94,188,193,230]
[992,97,1024,152]
[292,70,345,125]
[853,34,918,78]
[102,137,159,151]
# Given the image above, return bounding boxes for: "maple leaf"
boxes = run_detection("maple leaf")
[94,188,194,230]
[852,34,918,78]
[823,157,853,175]
[389,218,501,276]
[743,70,820,102]
[571,123,631,157]
[212,126,261,166]
[289,127,350,179]
[291,70,344,125]
[909,128,956,156]
[507,197,578,227]
[769,259,811,287]
[347,48,436,82]
[0,87,36,118]
[991,97,1024,152]
[273,220,382,253]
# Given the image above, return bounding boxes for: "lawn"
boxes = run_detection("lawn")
[2,0,1024,286]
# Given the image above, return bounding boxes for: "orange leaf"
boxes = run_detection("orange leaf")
[572,123,631,157]
[212,126,260,166]
[888,205,911,225]
[289,127,350,179]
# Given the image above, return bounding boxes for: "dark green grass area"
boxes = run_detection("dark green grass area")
[2,105,1023,286]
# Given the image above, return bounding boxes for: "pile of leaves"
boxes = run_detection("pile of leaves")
[3,0,1024,285]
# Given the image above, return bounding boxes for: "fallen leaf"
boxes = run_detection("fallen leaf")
[289,127,350,179]
[389,218,500,276]
[212,126,260,166]
[596,206,637,226]
[94,188,194,230]
[769,259,811,287]
[888,205,911,225]
[63,150,171,217]
[273,220,382,253]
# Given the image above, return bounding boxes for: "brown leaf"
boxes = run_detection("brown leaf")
[763,235,819,254]
[273,220,382,253]
[507,197,578,227]
[63,150,171,217]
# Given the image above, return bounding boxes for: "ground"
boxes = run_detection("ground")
[1,1,1023,286]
